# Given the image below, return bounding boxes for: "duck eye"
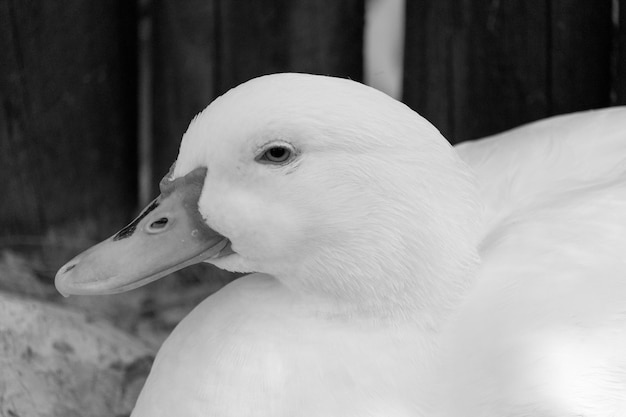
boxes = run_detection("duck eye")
[260,146,293,164]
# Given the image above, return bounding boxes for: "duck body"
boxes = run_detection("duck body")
[444,107,626,415]
[55,73,626,416]
[134,274,433,417]
[440,176,626,415]
[136,180,626,417]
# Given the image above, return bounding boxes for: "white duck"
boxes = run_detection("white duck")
[55,73,626,417]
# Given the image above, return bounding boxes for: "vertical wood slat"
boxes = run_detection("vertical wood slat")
[617,0,626,104]
[550,0,612,113]
[151,0,364,190]
[403,2,549,143]
[403,0,614,144]
[218,0,364,95]
[151,0,220,196]
[0,1,137,237]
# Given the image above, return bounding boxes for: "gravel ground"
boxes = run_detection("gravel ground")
[0,242,239,417]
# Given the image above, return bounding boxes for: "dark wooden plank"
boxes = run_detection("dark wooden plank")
[550,0,612,113]
[403,1,460,142]
[217,0,364,94]
[0,1,137,237]
[151,0,220,195]
[403,1,549,143]
[151,0,364,187]
[616,0,626,104]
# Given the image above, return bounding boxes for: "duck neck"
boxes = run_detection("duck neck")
[276,213,482,328]
[290,157,483,327]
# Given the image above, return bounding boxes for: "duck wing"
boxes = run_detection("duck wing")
[455,107,626,231]
[445,107,626,416]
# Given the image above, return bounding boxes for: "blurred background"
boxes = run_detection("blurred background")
[0,0,625,414]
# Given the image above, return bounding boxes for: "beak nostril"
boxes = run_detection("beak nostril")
[148,217,169,232]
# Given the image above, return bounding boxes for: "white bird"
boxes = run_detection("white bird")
[55,73,626,417]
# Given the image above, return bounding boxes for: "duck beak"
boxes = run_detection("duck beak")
[55,167,228,296]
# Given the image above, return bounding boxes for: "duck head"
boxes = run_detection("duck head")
[56,73,482,317]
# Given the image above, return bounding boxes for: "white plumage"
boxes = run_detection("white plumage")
[57,73,626,416]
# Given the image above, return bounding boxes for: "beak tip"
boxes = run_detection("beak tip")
[54,275,70,298]
[55,259,80,297]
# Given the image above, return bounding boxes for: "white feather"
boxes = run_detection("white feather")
[131,74,626,417]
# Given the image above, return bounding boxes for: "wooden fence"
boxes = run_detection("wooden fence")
[1,0,625,242]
